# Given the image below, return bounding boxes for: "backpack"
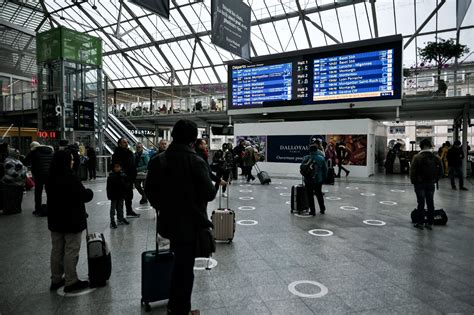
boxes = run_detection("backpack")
[418,152,442,183]
[300,157,319,180]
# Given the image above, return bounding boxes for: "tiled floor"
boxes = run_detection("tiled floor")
[1,174,473,314]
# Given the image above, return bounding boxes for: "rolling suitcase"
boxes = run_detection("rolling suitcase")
[2,185,23,214]
[254,163,271,185]
[211,186,235,243]
[325,160,335,185]
[291,184,309,213]
[141,218,174,312]
[86,229,112,288]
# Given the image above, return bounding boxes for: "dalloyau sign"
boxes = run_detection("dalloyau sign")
[267,135,324,163]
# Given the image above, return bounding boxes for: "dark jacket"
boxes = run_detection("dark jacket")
[447,146,464,168]
[106,171,127,200]
[196,148,220,183]
[46,173,93,233]
[410,150,443,184]
[24,146,54,178]
[301,150,328,184]
[112,146,137,182]
[145,144,216,243]
[66,145,80,176]
[86,147,97,168]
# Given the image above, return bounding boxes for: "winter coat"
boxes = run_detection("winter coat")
[145,143,216,243]
[1,157,27,186]
[410,150,443,184]
[112,147,137,182]
[301,150,328,184]
[447,146,464,168]
[106,171,127,200]
[46,173,93,233]
[196,147,219,183]
[135,151,150,172]
[86,147,97,168]
[243,146,257,167]
[24,146,54,178]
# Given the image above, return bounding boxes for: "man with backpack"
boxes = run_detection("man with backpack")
[300,143,328,216]
[410,139,443,230]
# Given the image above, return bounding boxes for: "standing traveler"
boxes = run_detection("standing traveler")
[134,143,150,204]
[195,138,226,187]
[158,139,168,154]
[447,140,468,191]
[301,143,328,216]
[325,142,337,166]
[112,138,140,218]
[410,139,443,230]
[145,119,216,315]
[86,146,97,180]
[440,141,451,177]
[46,150,94,292]
[24,141,54,216]
[335,141,351,177]
[107,161,129,229]
[242,142,257,183]
[233,140,246,176]
[1,148,27,214]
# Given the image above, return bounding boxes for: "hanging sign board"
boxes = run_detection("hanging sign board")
[211,0,251,60]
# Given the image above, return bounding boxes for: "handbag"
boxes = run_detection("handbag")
[195,227,216,258]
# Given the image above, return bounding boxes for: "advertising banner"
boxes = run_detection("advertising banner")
[211,0,251,60]
[267,135,325,163]
[326,134,368,165]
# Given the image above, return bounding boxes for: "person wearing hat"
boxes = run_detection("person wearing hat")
[447,140,468,191]
[410,139,443,230]
[24,141,54,216]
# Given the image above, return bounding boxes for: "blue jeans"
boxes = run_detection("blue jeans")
[414,183,435,225]
[449,166,464,188]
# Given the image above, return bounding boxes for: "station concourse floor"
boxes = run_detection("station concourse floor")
[0,174,473,315]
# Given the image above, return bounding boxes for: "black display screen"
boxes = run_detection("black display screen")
[228,35,402,110]
[130,0,170,19]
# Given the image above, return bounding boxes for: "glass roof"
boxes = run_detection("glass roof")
[1,0,473,87]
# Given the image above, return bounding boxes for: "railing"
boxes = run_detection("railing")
[1,91,37,112]
[404,72,473,97]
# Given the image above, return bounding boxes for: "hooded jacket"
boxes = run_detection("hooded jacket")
[301,150,328,184]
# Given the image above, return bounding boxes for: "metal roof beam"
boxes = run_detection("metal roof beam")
[0,43,35,57]
[295,0,312,48]
[0,18,35,36]
[404,0,446,49]
[370,0,378,38]
[303,16,340,44]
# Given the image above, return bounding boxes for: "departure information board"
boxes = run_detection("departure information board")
[228,35,402,111]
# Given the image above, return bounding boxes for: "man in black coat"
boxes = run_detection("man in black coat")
[145,120,216,315]
[447,140,468,191]
[24,141,54,215]
[112,138,140,217]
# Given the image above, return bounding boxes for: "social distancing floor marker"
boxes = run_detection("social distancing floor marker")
[237,220,258,226]
[288,280,328,298]
[240,184,252,187]
[322,189,329,193]
[294,213,313,218]
[390,189,405,193]
[239,196,254,200]
[275,186,288,190]
[280,193,291,197]
[93,189,102,192]
[194,257,218,271]
[363,219,386,226]
[239,189,253,193]
[346,186,359,190]
[96,201,110,206]
[379,201,397,205]
[135,206,153,211]
[57,287,96,297]
[285,201,291,205]
[340,206,359,211]
[360,193,376,196]
[308,229,334,236]
[325,196,341,200]
[238,206,256,211]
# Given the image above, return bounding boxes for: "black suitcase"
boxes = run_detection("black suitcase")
[410,208,448,225]
[325,160,335,185]
[86,232,112,288]
[2,185,23,214]
[291,184,308,213]
[255,164,271,185]
[141,220,175,312]
[79,164,88,181]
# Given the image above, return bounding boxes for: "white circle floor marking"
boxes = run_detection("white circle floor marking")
[239,189,253,193]
[322,189,329,193]
[325,196,341,201]
[345,186,359,190]
[238,196,254,200]
[238,206,256,211]
[390,189,405,193]
[194,257,218,271]
[288,280,328,298]
[135,206,153,211]
[93,189,102,192]
[57,287,96,297]
[285,201,291,205]
[340,206,359,211]
[96,200,110,206]
[275,186,288,190]
[308,229,334,236]
[274,182,283,185]
[360,193,376,197]
[280,193,291,197]
[363,220,386,226]
[240,184,252,187]
[294,213,313,218]
[379,201,397,206]
[237,220,258,226]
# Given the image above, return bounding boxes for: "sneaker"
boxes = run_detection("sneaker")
[118,218,130,225]
[460,187,469,191]
[309,212,316,216]
[64,280,89,293]
[110,221,117,229]
[50,278,65,291]
[424,224,433,230]
[222,193,228,198]
[139,198,148,205]
[127,211,140,218]
[414,223,424,230]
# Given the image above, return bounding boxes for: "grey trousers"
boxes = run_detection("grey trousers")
[110,199,124,221]
[50,231,83,286]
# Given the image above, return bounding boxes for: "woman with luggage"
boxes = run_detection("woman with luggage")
[242,141,257,183]
[46,150,94,292]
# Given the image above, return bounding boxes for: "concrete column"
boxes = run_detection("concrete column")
[462,103,469,177]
